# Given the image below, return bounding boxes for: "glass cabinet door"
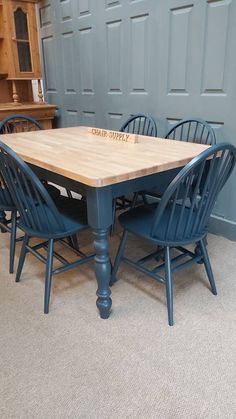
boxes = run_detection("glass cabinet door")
[14,7,32,72]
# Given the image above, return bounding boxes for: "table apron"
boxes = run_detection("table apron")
[31,164,183,199]
[30,164,183,229]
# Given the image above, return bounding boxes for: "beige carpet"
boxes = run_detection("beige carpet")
[0,226,236,419]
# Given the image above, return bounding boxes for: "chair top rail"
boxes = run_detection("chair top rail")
[0,114,42,134]
[120,114,157,137]
[165,118,216,145]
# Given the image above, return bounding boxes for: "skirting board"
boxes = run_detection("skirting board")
[209,214,236,242]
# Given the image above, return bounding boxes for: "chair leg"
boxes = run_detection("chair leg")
[67,236,74,247]
[66,188,73,198]
[132,192,145,206]
[66,233,80,250]
[110,198,117,235]
[141,192,149,205]
[44,239,54,314]
[0,210,7,233]
[131,192,138,208]
[9,210,17,274]
[70,234,80,250]
[165,246,174,326]
[16,235,29,282]
[195,236,208,264]
[199,239,217,295]
[110,230,128,285]
[156,246,164,261]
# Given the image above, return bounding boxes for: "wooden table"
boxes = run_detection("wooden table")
[0,126,209,318]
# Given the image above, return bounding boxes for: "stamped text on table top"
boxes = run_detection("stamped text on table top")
[87,127,138,143]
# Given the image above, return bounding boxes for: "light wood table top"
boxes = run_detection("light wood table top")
[0,126,210,187]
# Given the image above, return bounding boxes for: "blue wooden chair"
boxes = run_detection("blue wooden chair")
[111,143,236,325]
[0,141,94,314]
[0,115,44,272]
[120,114,157,137]
[0,115,62,273]
[112,114,157,228]
[141,118,216,202]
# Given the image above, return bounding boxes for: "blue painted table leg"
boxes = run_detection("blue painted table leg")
[94,228,112,319]
[86,186,113,319]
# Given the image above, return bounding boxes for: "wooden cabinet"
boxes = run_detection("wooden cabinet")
[0,0,56,129]
[3,0,41,80]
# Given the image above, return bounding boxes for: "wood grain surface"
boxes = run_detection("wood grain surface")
[0,126,210,187]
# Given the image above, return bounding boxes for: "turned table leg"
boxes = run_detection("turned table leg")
[93,228,112,319]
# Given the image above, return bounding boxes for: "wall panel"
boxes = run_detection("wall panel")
[39,0,236,238]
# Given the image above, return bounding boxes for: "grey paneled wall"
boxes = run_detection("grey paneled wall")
[39,0,156,129]
[38,0,236,239]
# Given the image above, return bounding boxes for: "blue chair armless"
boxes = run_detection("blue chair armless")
[0,141,94,314]
[112,114,157,229]
[111,143,236,325]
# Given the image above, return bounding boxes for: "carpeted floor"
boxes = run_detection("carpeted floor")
[0,226,236,419]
